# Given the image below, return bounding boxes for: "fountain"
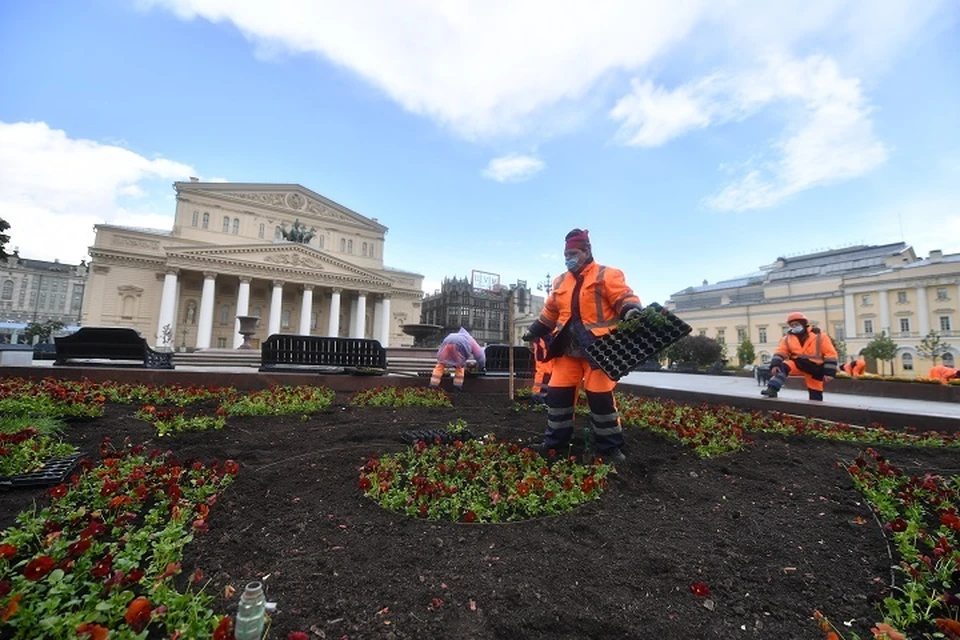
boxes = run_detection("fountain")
[236,315,260,350]
[400,324,444,348]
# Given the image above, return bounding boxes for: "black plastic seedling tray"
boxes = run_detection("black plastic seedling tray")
[584,302,692,381]
[0,453,84,490]
[400,428,477,445]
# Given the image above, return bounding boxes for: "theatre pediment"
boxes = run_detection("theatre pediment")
[165,243,391,285]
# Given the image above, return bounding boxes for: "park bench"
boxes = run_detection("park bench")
[259,334,387,374]
[54,327,174,369]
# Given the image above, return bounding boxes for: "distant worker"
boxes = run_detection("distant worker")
[522,228,643,463]
[530,336,554,404]
[928,364,960,384]
[849,356,867,377]
[429,327,486,392]
[761,312,839,401]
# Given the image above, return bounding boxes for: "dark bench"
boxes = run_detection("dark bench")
[259,334,387,374]
[481,344,535,377]
[54,327,174,369]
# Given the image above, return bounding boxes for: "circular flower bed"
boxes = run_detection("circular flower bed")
[358,434,611,523]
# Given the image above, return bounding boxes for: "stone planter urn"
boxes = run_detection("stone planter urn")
[236,315,260,350]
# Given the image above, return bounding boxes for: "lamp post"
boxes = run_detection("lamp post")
[537,273,553,296]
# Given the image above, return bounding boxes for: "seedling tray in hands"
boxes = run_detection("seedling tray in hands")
[585,302,692,381]
[0,453,84,490]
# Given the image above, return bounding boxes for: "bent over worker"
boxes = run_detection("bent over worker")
[761,312,839,401]
[429,327,486,392]
[929,364,960,384]
[523,228,642,463]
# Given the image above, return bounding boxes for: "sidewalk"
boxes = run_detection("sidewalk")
[620,371,960,421]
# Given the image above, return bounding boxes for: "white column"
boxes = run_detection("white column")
[299,285,314,335]
[196,271,217,349]
[878,289,890,334]
[327,288,341,337]
[233,277,252,348]
[843,293,856,340]
[156,269,179,348]
[268,280,284,336]
[380,296,391,347]
[353,292,367,338]
[373,299,383,342]
[915,286,929,335]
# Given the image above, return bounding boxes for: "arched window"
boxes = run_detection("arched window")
[253,305,262,318]
[901,353,914,371]
[259,223,265,239]
[275,226,282,240]
[220,304,230,325]
[340,238,346,252]
[760,353,771,364]
[121,295,136,318]
[184,300,197,324]
[1,280,13,300]
[944,352,955,367]
[362,242,368,256]
[191,211,199,227]
[311,311,319,329]
[232,218,240,234]
[222,216,230,233]
[347,239,353,253]
[202,212,209,229]
[318,235,324,249]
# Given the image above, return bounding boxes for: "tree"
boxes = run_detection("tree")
[22,320,66,344]
[917,330,951,366]
[663,335,724,368]
[0,217,9,260]
[832,337,847,363]
[862,331,899,376]
[736,338,755,367]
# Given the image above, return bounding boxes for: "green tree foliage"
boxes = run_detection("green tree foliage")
[663,335,724,368]
[0,217,9,260]
[862,331,899,376]
[23,320,66,344]
[736,338,756,366]
[916,330,951,366]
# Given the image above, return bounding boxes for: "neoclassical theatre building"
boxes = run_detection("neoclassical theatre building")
[81,180,424,350]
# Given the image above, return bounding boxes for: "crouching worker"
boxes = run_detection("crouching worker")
[531,336,553,404]
[929,364,960,384]
[761,312,838,401]
[429,327,486,392]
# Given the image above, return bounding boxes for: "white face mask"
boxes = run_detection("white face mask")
[789,325,805,334]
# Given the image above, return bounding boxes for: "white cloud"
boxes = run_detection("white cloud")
[482,154,545,183]
[0,121,195,262]
[610,56,888,210]
[141,0,950,141]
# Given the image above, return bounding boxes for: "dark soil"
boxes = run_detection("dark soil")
[2,391,956,640]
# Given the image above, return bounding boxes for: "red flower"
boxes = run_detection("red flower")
[91,553,113,579]
[463,510,477,523]
[23,555,55,580]
[288,633,310,640]
[193,519,209,533]
[358,476,373,490]
[158,562,181,581]
[76,622,110,640]
[67,538,92,557]
[0,543,16,560]
[689,581,710,597]
[124,596,151,631]
[0,580,11,598]
[580,477,596,494]
[213,616,233,640]
[190,568,205,584]
[47,484,69,499]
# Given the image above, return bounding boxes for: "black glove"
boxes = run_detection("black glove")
[623,308,642,321]
[521,332,534,342]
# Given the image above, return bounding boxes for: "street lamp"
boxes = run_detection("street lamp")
[537,273,552,295]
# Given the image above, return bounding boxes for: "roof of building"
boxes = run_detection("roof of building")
[3,256,83,273]
[671,242,911,297]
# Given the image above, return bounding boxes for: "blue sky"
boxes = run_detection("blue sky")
[1,0,958,305]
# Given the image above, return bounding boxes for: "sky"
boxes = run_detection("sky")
[1,0,958,306]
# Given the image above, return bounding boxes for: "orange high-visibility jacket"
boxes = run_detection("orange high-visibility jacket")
[929,365,958,383]
[773,329,839,372]
[852,359,866,377]
[536,261,641,339]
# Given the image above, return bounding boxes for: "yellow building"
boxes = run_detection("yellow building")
[665,243,960,377]
[81,181,424,350]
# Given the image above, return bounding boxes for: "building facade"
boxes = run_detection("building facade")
[0,252,87,343]
[420,277,544,345]
[665,243,960,377]
[82,181,424,349]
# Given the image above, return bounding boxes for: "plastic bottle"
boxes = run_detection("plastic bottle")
[235,581,266,640]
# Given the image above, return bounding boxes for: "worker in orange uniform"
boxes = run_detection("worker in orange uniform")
[428,328,486,392]
[522,228,643,463]
[761,312,839,401]
[928,364,960,383]
[530,336,554,404]
[848,356,867,377]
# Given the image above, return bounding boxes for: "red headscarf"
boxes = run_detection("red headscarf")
[564,228,591,252]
